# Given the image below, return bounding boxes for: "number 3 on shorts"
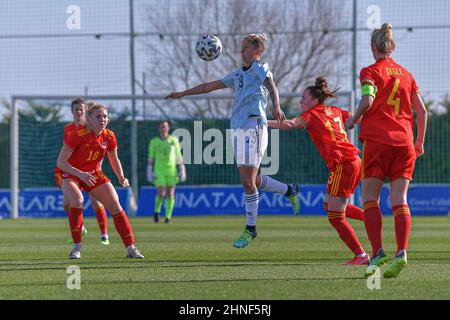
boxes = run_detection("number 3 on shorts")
[328,171,335,185]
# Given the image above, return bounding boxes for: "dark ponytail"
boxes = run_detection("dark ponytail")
[306,76,340,104]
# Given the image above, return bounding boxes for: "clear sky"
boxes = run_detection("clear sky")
[0,0,449,119]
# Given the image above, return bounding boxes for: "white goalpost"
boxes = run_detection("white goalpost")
[9,93,237,219]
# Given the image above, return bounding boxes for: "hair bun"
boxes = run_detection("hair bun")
[306,75,339,104]
[381,23,392,30]
[381,23,393,35]
[249,33,267,41]
[85,101,96,111]
[315,76,328,89]
[257,33,267,41]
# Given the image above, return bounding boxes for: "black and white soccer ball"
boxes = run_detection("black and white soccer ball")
[195,34,223,61]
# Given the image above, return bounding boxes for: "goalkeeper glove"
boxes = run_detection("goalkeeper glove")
[178,164,186,182]
[146,164,154,182]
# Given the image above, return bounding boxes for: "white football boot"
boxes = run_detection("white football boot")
[126,245,144,259]
[69,243,82,259]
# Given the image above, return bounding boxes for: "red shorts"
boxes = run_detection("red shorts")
[327,158,361,198]
[54,168,110,192]
[362,139,416,181]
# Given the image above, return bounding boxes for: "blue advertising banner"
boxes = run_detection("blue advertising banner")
[139,184,450,217]
[354,184,450,216]
[0,188,131,218]
[1,185,448,218]
[137,185,328,216]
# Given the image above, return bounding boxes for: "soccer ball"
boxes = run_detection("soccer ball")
[195,34,223,61]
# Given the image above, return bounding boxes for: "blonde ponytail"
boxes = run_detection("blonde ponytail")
[371,22,395,54]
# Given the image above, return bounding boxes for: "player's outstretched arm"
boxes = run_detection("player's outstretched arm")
[268,116,305,130]
[411,93,428,157]
[345,95,374,130]
[347,112,362,125]
[56,146,96,187]
[263,77,286,125]
[107,149,129,187]
[165,80,227,100]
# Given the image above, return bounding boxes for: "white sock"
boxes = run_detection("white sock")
[245,192,259,227]
[357,252,367,258]
[258,175,288,194]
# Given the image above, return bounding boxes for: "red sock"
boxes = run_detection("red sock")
[364,201,383,256]
[68,207,83,244]
[328,211,364,256]
[392,204,411,254]
[346,204,365,221]
[112,210,135,247]
[95,207,108,235]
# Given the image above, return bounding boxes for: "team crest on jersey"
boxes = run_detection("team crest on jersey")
[101,141,108,149]
[324,108,334,117]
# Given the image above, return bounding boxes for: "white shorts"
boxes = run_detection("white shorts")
[231,117,268,168]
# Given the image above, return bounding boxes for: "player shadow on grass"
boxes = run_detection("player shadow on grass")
[0,257,371,273]
[0,256,358,267]
[0,275,365,289]
[1,254,449,270]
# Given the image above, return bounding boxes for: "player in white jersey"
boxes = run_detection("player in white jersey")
[165,33,300,248]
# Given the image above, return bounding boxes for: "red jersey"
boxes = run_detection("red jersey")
[54,122,80,174]
[62,125,117,172]
[359,57,420,146]
[63,122,78,141]
[298,105,360,169]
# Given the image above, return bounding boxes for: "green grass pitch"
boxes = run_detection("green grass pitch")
[0,216,449,299]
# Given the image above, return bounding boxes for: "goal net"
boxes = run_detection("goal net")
[9,92,353,217]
